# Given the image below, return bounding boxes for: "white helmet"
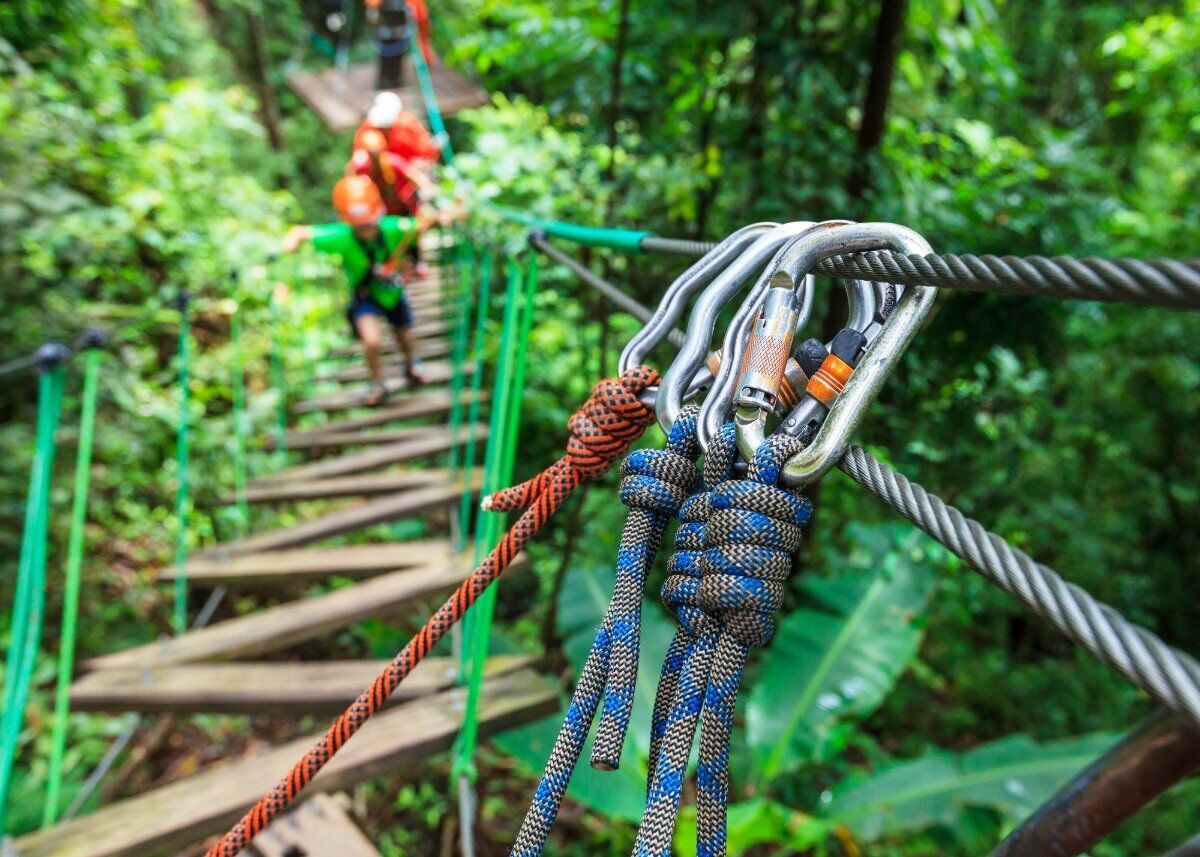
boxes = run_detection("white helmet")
[369,91,403,125]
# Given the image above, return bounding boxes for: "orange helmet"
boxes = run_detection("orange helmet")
[357,128,388,155]
[332,175,385,226]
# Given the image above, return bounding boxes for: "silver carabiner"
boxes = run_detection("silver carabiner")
[727,222,936,485]
[654,221,825,434]
[618,223,778,374]
[697,220,882,448]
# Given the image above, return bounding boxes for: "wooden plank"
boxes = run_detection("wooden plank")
[277,425,464,452]
[279,389,487,449]
[286,57,488,131]
[327,319,451,359]
[222,466,477,505]
[293,359,464,414]
[313,341,451,383]
[252,793,380,857]
[252,424,486,486]
[192,480,469,561]
[71,654,534,715]
[86,552,528,671]
[161,539,458,586]
[316,346,461,384]
[15,669,554,857]
[254,793,377,857]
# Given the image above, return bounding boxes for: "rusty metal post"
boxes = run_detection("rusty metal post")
[991,709,1200,857]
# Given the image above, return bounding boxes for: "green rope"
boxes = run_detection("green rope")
[42,347,102,827]
[409,31,455,167]
[447,243,477,552]
[231,305,250,539]
[172,298,193,635]
[455,249,493,550]
[453,254,538,782]
[0,358,66,834]
[268,290,288,454]
[488,205,650,252]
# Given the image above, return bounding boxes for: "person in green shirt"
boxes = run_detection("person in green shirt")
[282,175,428,405]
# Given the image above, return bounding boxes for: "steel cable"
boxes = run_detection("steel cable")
[837,445,1200,728]
[819,253,1200,309]
[640,239,1200,309]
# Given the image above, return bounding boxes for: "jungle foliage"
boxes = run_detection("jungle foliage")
[0,0,1198,854]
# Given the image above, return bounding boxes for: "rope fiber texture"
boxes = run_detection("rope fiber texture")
[838,445,1200,729]
[511,407,703,857]
[205,366,661,857]
[636,425,812,857]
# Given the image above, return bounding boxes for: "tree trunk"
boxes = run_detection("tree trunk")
[845,0,908,203]
[243,11,286,153]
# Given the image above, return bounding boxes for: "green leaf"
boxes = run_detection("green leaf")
[747,524,940,785]
[821,732,1119,841]
[673,799,830,857]
[493,562,676,821]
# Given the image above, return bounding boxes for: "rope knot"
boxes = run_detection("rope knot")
[482,365,658,512]
[698,436,811,648]
[617,408,702,517]
[563,368,659,478]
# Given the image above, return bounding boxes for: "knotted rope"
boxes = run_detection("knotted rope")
[511,407,703,856]
[206,366,660,857]
[636,425,811,857]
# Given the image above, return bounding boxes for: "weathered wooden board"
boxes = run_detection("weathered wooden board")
[85,555,505,671]
[222,465,478,505]
[326,320,452,361]
[192,481,468,561]
[251,424,486,486]
[286,57,488,132]
[278,389,487,449]
[161,539,459,586]
[293,359,465,414]
[15,669,554,857]
[314,341,452,383]
[252,793,380,857]
[71,654,533,715]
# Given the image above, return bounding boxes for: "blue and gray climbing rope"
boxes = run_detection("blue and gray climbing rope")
[636,425,811,856]
[511,407,703,856]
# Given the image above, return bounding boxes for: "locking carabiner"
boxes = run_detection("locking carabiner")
[726,222,936,485]
[654,221,826,434]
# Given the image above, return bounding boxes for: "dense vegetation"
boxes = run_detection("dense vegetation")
[1,0,1197,854]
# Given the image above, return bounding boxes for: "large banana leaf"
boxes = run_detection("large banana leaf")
[494,561,676,822]
[746,523,941,786]
[821,732,1118,841]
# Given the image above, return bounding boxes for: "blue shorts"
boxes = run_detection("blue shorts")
[346,294,413,338]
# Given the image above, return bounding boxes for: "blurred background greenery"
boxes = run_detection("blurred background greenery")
[0,0,1197,854]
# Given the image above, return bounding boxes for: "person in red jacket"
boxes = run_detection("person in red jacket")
[354,92,441,165]
[348,128,433,276]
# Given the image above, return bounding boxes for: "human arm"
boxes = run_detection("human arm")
[281,225,313,253]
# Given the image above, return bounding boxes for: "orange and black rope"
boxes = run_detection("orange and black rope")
[205,366,659,857]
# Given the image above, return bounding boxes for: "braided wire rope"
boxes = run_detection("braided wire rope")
[510,407,703,857]
[817,253,1200,310]
[838,446,1200,728]
[204,367,662,857]
[635,236,1200,310]
[636,425,812,856]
